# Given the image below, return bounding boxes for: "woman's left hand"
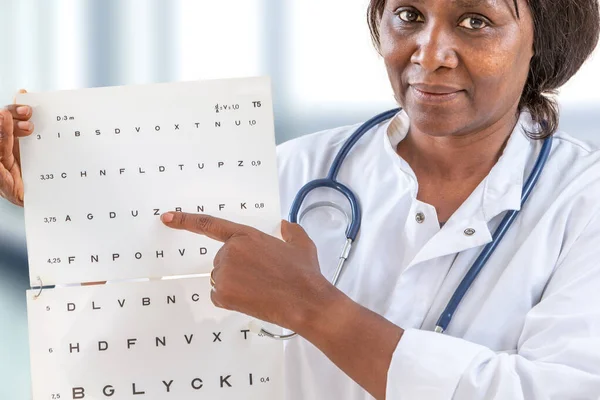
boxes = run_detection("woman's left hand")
[160,212,335,332]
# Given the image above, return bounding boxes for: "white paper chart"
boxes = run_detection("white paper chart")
[17,77,282,286]
[27,278,284,400]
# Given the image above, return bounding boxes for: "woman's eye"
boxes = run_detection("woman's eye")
[458,16,488,30]
[397,10,424,23]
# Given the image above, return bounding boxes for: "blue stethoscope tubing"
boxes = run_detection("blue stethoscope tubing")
[258,108,552,340]
[435,127,552,333]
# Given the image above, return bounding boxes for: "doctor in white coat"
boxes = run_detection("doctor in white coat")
[2,0,600,399]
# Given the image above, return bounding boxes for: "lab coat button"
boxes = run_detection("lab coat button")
[415,212,425,224]
[464,228,476,236]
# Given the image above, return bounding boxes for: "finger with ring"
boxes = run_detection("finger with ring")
[210,269,217,291]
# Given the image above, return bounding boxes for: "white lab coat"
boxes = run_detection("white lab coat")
[276,110,600,400]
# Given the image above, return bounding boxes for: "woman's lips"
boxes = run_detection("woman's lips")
[410,85,464,103]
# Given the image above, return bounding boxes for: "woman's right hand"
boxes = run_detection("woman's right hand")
[0,91,33,207]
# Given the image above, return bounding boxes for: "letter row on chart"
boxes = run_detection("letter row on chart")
[34,159,265,182]
[27,277,284,400]
[36,201,270,225]
[43,244,212,267]
[68,374,274,399]
[31,242,222,285]
[34,116,263,141]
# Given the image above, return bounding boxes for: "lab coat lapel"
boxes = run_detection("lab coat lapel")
[406,205,493,269]
[401,113,536,270]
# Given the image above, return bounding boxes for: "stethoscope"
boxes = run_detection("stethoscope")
[257,108,553,340]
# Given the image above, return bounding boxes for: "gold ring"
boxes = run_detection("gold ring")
[210,269,216,289]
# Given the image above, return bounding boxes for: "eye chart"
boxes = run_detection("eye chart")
[19,78,285,400]
[27,278,283,400]
[17,77,282,286]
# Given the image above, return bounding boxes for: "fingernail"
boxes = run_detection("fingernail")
[17,121,31,130]
[16,106,29,116]
[161,212,174,223]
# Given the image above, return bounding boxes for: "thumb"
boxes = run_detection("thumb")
[281,220,312,246]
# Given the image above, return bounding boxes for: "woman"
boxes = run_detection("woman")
[2,0,600,399]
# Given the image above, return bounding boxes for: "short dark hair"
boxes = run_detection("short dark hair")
[367,0,600,139]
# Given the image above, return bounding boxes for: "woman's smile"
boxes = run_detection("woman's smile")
[409,83,464,104]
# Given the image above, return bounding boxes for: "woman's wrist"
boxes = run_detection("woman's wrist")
[291,277,355,341]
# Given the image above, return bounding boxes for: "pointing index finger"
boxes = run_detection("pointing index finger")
[161,212,249,242]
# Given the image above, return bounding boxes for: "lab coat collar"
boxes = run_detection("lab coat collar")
[481,112,537,219]
[384,109,537,223]
[382,110,538,267]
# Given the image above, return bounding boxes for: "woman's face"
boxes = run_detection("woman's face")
[379,0,535,137]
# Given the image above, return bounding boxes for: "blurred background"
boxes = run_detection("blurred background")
[0,1,598,398]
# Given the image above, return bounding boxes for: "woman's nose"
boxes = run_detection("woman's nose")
[410,24,459,72]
